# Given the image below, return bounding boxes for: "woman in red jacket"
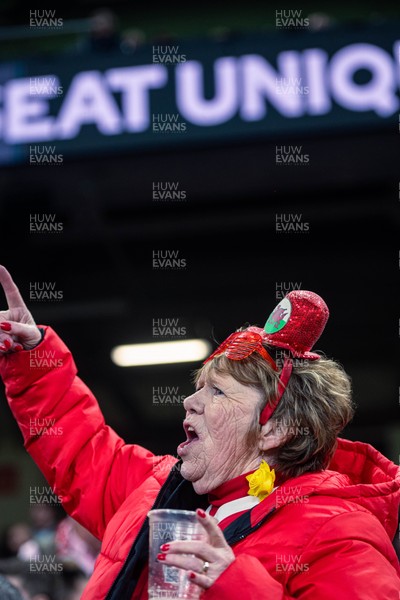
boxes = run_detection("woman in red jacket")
[0,264,399,599]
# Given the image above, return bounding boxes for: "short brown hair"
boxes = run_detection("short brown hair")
[194,341,354,480]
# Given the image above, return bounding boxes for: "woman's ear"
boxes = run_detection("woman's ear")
[258,419,286,453]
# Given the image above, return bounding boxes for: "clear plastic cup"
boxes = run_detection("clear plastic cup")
[148,509,207,599]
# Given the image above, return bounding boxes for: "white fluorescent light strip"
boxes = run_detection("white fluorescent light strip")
[111,339,212,367]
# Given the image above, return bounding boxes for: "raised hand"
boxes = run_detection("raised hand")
[0,265,42,352]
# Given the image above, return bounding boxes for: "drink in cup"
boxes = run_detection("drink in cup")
[148,509,207,600]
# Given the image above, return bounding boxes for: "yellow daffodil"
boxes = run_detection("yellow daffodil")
[246,460,276,501]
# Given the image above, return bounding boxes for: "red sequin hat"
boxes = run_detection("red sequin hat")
[204,291,329,424]
[263,290,329,360]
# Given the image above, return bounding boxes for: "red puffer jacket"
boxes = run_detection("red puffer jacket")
[0,327,399,599]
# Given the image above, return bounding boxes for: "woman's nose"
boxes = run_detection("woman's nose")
[183,390,204,413]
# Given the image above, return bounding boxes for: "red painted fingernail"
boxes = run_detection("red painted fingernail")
[160,544,170,552]
[14,344,24,352]
[0,323,11,331]
[157,553,166,561]
[189,572,196,580]
[197,509,206,518]
[3,339,12,349]
[0,345,6,352]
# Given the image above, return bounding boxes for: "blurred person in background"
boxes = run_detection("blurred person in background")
[0,557,88,600]
[0,574,25,600]
[55,516,101,576]
[0,523,39,560]
[28,505,58,557]
[0,265,398,599]
[0,558,58,599]
[15,505,60,561]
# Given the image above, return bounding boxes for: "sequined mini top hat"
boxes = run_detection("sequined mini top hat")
[263,290,330,360]
[204,290,330,424]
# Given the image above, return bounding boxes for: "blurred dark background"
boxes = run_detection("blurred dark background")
[0,0,398,536]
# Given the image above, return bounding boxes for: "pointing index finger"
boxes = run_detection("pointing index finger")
[0,266,27,310]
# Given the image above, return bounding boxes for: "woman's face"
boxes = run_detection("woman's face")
[177,369,263,494]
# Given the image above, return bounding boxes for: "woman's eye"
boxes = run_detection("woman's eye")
[212,386,224,396]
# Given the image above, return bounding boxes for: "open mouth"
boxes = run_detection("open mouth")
[177,422,200,454]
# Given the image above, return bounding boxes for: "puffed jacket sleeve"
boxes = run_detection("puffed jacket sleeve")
[203,511,400,599]
[0,326,177,541]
